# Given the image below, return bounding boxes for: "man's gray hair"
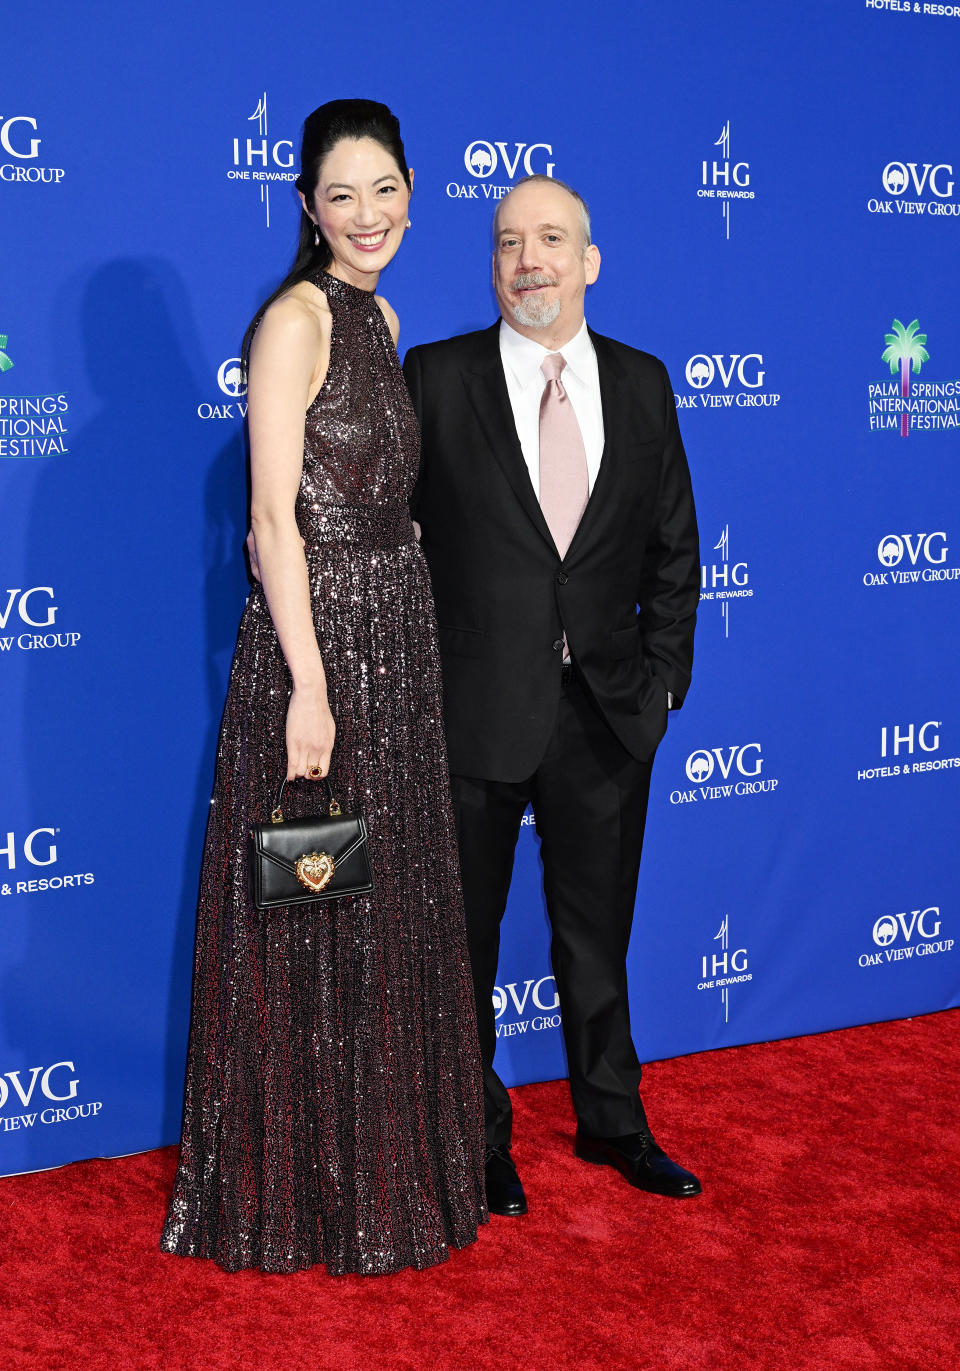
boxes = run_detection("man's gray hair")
[496,174,592,250]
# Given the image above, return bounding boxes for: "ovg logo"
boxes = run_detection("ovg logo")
[883,162,954,198]
[0,113,65,184]
[227,94,295,227]
[463,140,554,180]
[0,332,12,373]
[872,915,898,947]
[492,975,561,1038]
[684,354,763,391]
[698,120,753,239]
[878,536,899,566]
[448,140,555,201]
[699,525,752,637]
[877,533,948,567]
[864,532,960,587]
[865,531,960,588]
[868,161,959,217]
[859,905,953,969]
[686,751,714,783]
[0,1061,77,1111]
[676,354,778,415]
[673,742,777,804]
[197,357,249,421]
[0,585,80,653]
[868,318,959,438]
[466,144,495,179]
[217,358,246,397]
[0,1060,103,1128]
[685,743,762,784]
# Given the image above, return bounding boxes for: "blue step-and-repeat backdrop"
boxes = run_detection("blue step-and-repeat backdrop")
[2,2,959,1175]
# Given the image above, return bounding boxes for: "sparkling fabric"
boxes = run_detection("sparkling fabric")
[161,271,487,1275]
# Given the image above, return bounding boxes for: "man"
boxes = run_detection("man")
[402,175,701,1217]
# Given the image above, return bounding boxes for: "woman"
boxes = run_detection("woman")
[161,100,487,1275]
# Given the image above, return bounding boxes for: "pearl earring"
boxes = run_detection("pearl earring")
[313,225,320,246]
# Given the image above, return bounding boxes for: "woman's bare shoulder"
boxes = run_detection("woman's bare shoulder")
[251,285,330,365]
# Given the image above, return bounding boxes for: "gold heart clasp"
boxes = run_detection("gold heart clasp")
[295,851,336,893]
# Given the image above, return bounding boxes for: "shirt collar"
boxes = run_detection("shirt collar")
[499,317,593,391]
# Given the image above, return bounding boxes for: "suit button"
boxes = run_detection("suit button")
[556,572,568,585]
[552,639,564,652]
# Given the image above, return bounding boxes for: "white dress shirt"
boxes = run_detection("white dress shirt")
[499,317,604,499]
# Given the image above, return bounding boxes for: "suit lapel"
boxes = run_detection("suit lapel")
[462,323,558,553]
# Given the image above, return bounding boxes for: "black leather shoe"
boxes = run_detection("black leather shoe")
[484,1144,528,1216]
[575,1129,702,1198]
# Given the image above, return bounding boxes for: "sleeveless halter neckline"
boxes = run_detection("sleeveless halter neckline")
[315,269,378,299]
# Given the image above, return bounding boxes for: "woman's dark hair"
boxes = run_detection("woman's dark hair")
[241,98,410,364]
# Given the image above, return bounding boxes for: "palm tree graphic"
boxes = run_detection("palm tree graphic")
[881,318,929,437]
[0,333,13,374]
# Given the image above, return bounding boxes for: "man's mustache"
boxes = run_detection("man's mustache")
[512,272,559,291]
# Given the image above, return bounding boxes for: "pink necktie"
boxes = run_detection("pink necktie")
[538,353,588,558]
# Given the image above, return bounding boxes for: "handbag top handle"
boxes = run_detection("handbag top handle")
[270,777,342,825]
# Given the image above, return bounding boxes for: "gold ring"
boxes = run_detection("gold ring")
[307,765,323,779]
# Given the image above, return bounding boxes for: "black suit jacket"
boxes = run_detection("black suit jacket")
[403,322,699,782]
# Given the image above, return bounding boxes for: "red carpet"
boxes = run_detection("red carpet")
[4,1011,959,1371]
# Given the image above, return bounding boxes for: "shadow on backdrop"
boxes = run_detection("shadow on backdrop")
[6,258,250,1164]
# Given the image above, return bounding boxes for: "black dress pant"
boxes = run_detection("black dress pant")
[451,668,654,1146]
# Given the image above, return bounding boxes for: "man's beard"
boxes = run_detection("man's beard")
[511,273,561,328]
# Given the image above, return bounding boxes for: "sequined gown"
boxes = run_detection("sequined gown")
[161,271,487,1275]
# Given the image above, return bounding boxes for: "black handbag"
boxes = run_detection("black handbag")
[249,778,374,909]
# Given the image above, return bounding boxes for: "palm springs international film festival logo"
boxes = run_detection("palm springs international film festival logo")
[868,319,959,437]
[698,121,753,240]
[227,94,295,227]
[858,905,953,971]
[868,160,960,218]
[699,524,752,638]
[0,113,65,184]
[197,357,248,422]
[696,916,751,1023]
[671,742,778,806]
[0,332,70,460]
[447,140,556,201]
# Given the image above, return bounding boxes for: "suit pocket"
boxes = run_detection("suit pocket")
[437,625,487,659]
